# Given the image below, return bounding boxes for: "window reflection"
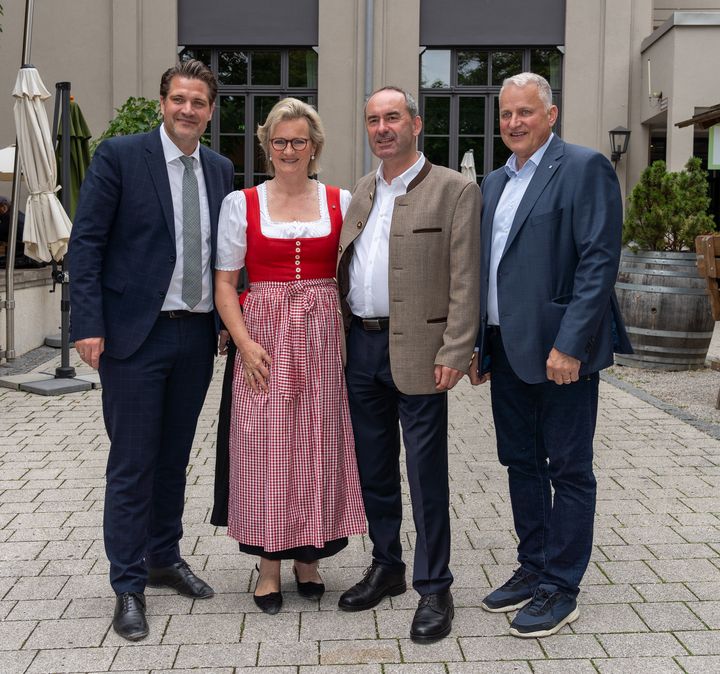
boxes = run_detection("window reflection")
[421,50,451,88]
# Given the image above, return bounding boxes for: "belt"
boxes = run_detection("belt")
[159,310,211,319]
[354,315,390,331]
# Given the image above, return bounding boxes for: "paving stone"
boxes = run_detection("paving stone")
[303,666,382,674]
[647,559,720,583]
[0,619,36,650]
[0,650,37,674]
[593,656,685,673]
[529,662,599,674]
[632,582,698,602]
[632,601,706,631]
[540,634,607,659]
[686,581,720,600]
[687,600,720,629]
[110,644,179,671]
[677,630,720,655]
[448,664,532,673]
[5,575,68,601]
[597,632,687,657]
[570,604,650,634]
[300,609,376,641]
[258,640,319,666]
[174,643,258,669]
[676,656,720,673]
[6,598,70,620]
[398,637,464,663]
[162,613,242,645]
[597,561,662,584]
[24,616,110,649]
[459,635,545,660]
[320,639,401,666]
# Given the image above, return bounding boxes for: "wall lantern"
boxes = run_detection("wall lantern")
[609,126,631,168]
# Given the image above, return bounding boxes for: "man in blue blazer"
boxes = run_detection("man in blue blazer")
[69,60,234,641]
[470,73,632,638]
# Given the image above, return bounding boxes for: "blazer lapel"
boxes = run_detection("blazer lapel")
[145,128,175,241]
[502,136,564,255]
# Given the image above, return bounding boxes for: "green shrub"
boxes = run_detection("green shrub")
[623,157,716,251]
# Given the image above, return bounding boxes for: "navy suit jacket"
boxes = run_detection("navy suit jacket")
[68,127,234,360]
[478,135,632,384]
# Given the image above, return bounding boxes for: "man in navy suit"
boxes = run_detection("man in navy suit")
[69,60,234,641]
[469,72,631,638]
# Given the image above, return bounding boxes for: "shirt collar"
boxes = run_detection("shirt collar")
[504,132,554,178]
[376,152,425,189]
[160,123,201,165]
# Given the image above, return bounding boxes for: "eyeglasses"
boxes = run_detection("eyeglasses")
[270,137,309,151]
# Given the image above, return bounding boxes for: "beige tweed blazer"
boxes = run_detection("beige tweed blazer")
[337,159,481,395]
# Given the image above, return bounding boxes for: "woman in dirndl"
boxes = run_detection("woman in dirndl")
[214,98,366,615]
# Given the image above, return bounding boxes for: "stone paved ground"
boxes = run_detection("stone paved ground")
[1,352,719,673]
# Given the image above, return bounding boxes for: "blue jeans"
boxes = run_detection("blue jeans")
[489,330,598,595]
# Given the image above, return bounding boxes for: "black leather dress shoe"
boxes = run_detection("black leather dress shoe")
[410,590,454,643]
[338,562,406,611]
[147,560,214,598]
[253,590,283,614]
[113,592,149,641]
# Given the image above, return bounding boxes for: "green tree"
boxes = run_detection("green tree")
[623,157,716,252]
[91,97,162,154]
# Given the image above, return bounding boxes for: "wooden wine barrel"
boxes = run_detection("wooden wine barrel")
[614,249,714,370]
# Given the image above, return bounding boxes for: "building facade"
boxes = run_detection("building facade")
[0,0,718,219]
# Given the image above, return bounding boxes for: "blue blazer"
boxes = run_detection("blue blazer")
[68,127,234,360]
[478,135,632,384]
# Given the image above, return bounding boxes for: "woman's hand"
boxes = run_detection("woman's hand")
[239,339,272,393]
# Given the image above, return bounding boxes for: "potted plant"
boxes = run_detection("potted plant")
[615,157,717,370]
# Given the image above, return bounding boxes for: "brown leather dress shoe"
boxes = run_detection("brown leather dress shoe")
[113,592,148,641]
[147,560,214,598]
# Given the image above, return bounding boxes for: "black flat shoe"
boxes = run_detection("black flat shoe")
[147,560,214,599]
[253,590,283,614]
[113,592,148,641]
[293,565,325,599]
[253,564,282,614]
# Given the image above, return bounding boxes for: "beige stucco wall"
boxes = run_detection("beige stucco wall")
[642,22,720,171]
[318,0,420,190]
[563,0,652,197]
[0,0,177,201]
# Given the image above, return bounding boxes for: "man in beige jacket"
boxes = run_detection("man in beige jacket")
[336,86,481,643]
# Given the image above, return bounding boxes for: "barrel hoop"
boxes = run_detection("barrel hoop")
[621,250,698,261]
[619,267,704,278]
[628,344,710,355]
[625,326,714,339]
[615,282,709,295]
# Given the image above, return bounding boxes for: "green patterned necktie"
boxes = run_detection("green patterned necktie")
[179,155,202,309]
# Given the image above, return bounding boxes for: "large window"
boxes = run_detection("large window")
[180,47,318,189]
[419,47,562,180]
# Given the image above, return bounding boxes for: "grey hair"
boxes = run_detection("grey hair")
[500,72,553,110]
[365,86,419,118]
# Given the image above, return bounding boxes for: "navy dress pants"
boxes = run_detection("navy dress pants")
[488,329,599,596]
[99,313,215,594]
[345,320,452,595]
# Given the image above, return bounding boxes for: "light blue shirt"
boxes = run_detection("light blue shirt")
[487,133,554,325]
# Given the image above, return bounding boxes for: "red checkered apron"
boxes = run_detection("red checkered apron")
[227,185,367,551]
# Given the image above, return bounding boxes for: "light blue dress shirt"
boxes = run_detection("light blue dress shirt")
[487,133,554,325]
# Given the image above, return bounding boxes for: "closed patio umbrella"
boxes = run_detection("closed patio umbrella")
[0,145,17,181]
[13,65,72,262]
[56,98,91,219]
[460,148,477,183]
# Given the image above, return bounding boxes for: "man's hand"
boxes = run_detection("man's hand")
[468,364,490,386]
[546,347,581,385]
[75,337,105,370]
[218,329,230,356]
[434,365,465,391]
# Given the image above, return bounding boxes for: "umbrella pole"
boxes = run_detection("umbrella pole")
[54,81,74,379]
[2,0,35,362]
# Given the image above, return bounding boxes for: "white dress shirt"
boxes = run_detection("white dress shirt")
[487,133,554,325]
[347,152,425,318]
[159,124,213,312]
